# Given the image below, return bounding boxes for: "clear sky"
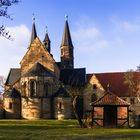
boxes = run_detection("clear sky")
[0,0,140,77]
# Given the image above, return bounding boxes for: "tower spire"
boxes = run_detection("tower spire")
[30,14,37,44]
[43,26,51,53]
[61,15,73,47]
[60,16,74,69]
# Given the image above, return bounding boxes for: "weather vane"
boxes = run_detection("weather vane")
[32,13,35,23]
[65,14,68,21]
[45,26,48,33]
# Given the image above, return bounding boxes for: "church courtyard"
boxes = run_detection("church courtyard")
[0,120,140,140]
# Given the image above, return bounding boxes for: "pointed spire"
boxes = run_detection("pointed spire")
[60,16,74,69]
[30,14,37,44]
[61,15,73,47]
[43,26,51,53]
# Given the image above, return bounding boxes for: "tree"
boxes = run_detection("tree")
[124,70,140,127]
[0,0,20,39]
[136,65,140,72]
[124,70,140,99]
[0,76,4,104]
[63,84,89,128]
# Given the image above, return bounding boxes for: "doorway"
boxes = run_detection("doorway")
[104,106,117,127]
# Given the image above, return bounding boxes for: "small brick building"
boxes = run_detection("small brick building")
[91,90,130,127]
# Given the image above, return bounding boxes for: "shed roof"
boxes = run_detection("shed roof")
[91,91,130,106]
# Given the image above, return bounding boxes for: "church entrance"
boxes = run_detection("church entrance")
[104,106,117,127]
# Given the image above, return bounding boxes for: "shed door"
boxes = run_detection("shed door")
[104,106,117,127]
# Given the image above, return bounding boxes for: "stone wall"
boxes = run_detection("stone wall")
[54,97,73,120]
[83,74,105,112]
[21,97,51,119]
[20,38,60,79]
[4,98,21,119]
[20,76,57,97]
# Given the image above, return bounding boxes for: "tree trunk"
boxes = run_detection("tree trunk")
[72,96,86,128]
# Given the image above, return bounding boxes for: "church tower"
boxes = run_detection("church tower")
[60,16,74,69]
[43,27,51,53]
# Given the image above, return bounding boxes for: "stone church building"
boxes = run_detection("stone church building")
[1,17,140,127]
[3,17,86,120]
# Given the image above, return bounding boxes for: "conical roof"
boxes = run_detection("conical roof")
[43,32,50,43]
[30,21,37,44]
[61,19,73,47]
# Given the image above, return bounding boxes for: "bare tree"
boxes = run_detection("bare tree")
[0,76,4,102]
[0,0,20,39]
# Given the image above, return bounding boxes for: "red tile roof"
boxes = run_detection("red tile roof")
[87,72,140,97]
[91,91,130,106]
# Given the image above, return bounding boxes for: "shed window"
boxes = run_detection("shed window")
[30,80,37,97]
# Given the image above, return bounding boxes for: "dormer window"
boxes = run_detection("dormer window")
[30,80,37,97]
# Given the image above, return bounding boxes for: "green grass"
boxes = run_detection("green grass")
[0,120,140,140]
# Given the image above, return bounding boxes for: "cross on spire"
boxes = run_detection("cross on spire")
[65,14,68,21]
[32,13,35,23]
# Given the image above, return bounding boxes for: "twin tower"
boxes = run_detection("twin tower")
[30,16,74,69]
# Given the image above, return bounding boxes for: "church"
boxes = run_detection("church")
[1,16,140,127]
[3,17,86,120]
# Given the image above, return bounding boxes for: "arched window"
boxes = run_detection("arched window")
[44,82,49,97]
[91,94,97,102]
[30,80,36,97]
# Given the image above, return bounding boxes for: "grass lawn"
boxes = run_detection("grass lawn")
[0,120,140,140]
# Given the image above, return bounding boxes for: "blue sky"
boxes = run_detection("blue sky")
[0,0,140,76]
